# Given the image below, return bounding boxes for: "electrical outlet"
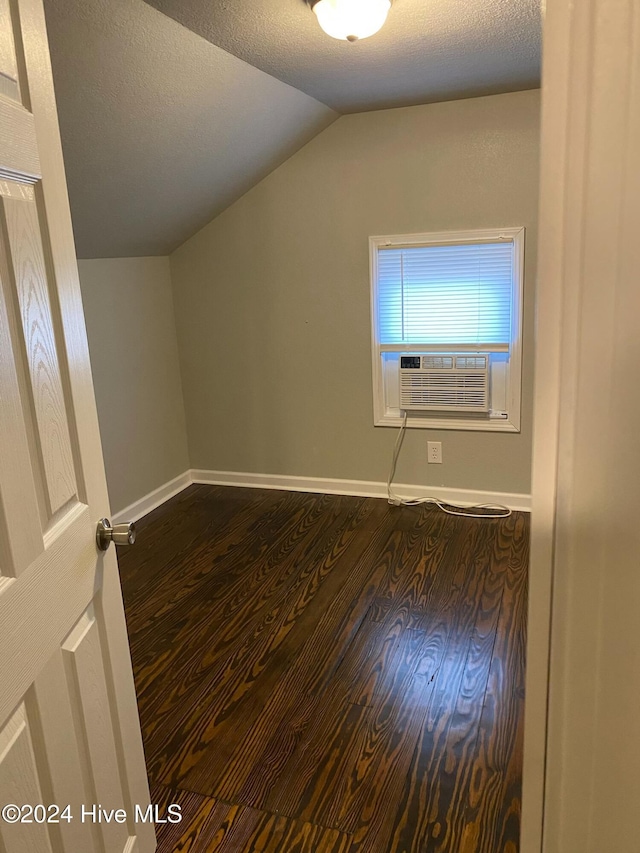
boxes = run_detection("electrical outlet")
[427,441,442,464]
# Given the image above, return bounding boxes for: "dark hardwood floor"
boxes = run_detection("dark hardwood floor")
[118,484,528,853]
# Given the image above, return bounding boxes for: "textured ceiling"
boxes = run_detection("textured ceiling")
[143,0,542,113]
[44,0,336,257]
[44,0,541,258]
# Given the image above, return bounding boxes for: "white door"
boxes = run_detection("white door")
[0,1,155,851]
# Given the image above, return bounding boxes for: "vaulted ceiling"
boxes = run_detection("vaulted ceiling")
[43,0,336,258]
[144,0,541,113]
[43,0,541,259]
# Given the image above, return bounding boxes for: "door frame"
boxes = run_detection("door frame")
[523,0,640,849]
[520,0,570,848]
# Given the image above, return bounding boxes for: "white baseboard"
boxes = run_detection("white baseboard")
[111,471,193,524]
[190,468,531,512]
[111,468,531,523]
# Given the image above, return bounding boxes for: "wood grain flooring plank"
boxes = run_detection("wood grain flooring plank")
[133,497,327,734]
[259,521,495,838]
[345,516,505,853]
[224,609,422,814]
[258,612,439,823]
[367,598,431,631]
[379,513,521,853]
[128,489,331,644]
[150,501,395,790]
[369,512,498,635]
[151,783,352,853]
[451,512,529,853]
[118,489,529,853]
[190,511,400,802]
[120,486,283,608]
[135,494,369,731]
[123,488,299,661]
[422,555,505,851]
[242,813,352,853]
[341,611,434,709]
[119,485,262,580]
[373,511,458,613]
[149,783,235,852]
[330,608,461,837]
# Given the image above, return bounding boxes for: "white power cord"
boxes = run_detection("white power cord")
[386,411,512,519]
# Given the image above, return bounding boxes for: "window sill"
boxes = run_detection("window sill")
[375,411,521,433]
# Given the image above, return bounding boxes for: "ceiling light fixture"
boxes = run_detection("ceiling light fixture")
[308,0,391,42]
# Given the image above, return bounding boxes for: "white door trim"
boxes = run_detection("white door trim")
[523,0,640,850]
[520,0,570,847]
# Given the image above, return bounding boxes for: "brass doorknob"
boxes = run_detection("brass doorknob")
[96,518,136,551]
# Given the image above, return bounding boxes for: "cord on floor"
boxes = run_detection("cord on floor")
[386,411,511,519]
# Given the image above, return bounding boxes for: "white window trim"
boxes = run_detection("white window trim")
[369,226,525,433]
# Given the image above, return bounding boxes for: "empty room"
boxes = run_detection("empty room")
[2,1,640,852]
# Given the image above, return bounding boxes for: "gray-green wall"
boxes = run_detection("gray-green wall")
[171,90,540,496]
[78,257,189,513]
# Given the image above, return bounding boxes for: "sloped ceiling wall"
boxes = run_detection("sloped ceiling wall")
[44,0,337,258]
[144,0,541,113]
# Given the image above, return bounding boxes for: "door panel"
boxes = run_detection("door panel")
[0,704,54,853]
[0,1,155,850]
[0,99,39,177]
[2,187,78,518]
[62,608,132,853]
[0,0,20,103]
[30,649,101,852]
[0,192,42,577]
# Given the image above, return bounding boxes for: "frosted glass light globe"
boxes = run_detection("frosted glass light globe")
[312,0,391,42]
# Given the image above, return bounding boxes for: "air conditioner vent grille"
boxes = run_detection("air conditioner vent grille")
[422,355,454,369]
[455,355,487,370]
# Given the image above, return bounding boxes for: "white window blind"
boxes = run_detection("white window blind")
[377,241,514,345]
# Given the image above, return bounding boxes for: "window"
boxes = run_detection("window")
[370,227,525,432]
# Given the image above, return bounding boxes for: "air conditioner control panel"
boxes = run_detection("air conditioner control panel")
[400,356,421,369]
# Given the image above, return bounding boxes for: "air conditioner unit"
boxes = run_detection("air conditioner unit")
[398,353,490,412]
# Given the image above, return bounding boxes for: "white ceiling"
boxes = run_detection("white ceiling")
[43,0,336,258]
[44,0,541,258]
[143,0,542,113]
